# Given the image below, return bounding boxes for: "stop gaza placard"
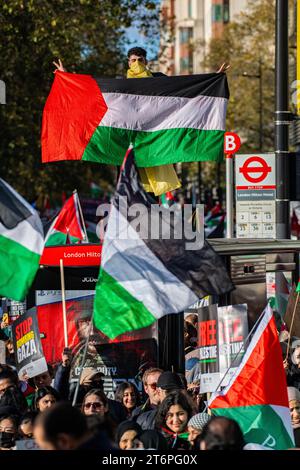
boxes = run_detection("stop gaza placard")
[12,309,47,379]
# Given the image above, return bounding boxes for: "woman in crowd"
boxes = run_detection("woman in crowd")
[18,411,38,439]
[115,382,140,418]
[115,420,142,450]
[81,389,109,417]
[155,390,193,450]
[0,385,28,414]
[0,414,19,450]
[81,389,117,439]
[187,412,211,448]
[32,386,60,413]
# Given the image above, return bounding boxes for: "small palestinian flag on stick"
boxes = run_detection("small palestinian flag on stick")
[45,191,87,246]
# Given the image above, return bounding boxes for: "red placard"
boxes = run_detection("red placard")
[40,244,102,267]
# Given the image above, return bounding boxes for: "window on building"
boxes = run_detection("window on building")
[188,0,192,18]
[212,4,223,22]
[180,54,193,74]
[223,0,230,23]
[179,27,193,44]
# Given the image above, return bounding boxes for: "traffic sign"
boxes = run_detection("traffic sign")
[236,154,275,190]
[235,154,276,239]
[239,156,272,184]
[224,132,241,156]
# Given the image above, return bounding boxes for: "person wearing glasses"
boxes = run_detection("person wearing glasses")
[81,388,117,438]
[135,370,185,431]
[81,389,109,417]
[131,367,162,422]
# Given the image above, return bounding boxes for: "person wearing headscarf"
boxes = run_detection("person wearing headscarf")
[136,429,168,451]
[115,420,142,450]
[187,412,211,448]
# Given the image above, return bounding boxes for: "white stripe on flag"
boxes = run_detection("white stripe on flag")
[99,93,227,132]
[0,214,44,255]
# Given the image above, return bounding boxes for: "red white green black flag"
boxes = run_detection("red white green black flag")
[209,304,295,450]
[45,192,86,247]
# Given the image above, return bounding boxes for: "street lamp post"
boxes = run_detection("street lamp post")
[275,0,291,239]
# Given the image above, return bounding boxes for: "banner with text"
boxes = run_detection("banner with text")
[198,304,248,393]
[12,309,47,379]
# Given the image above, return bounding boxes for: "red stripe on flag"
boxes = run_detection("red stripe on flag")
[42,71,107,162]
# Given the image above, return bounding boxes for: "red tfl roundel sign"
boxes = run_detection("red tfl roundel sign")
[239,156,272,183]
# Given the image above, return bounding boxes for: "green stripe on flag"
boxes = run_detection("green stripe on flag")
[0,234,40,301]
[45,231,81,247]
[212,404,294,450]
[82,127,224,166]
[94,269,156,339]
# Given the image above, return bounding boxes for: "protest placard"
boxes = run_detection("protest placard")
[12,309,47,379]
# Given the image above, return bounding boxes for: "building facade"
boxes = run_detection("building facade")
[160,0,248,75]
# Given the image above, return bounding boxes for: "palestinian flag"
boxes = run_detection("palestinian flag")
[209,305,295,450]
[45,192,86,246]
[0,179,44,301]
[93,149,233,339]
[42,71,229,166]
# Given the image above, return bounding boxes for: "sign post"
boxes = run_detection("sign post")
[235,154,276,238]
[224,132,241,238]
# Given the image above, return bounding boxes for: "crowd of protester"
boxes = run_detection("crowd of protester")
[0,315,300,451]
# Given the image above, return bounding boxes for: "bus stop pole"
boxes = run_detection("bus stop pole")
[226,154,234,238]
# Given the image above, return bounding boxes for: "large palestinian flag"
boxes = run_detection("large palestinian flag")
[209,305,295,450]
[93,149,234,339]
[45,192,86,246]
[0,179,44,301]
[42,71,229,166]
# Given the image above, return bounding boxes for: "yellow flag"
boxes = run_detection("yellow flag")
[139,165,181,196]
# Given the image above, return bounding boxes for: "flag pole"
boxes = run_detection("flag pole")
[73,189,89,243]
[72,314,94,407]
[285,290,300,360]
[59,258,68,348]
